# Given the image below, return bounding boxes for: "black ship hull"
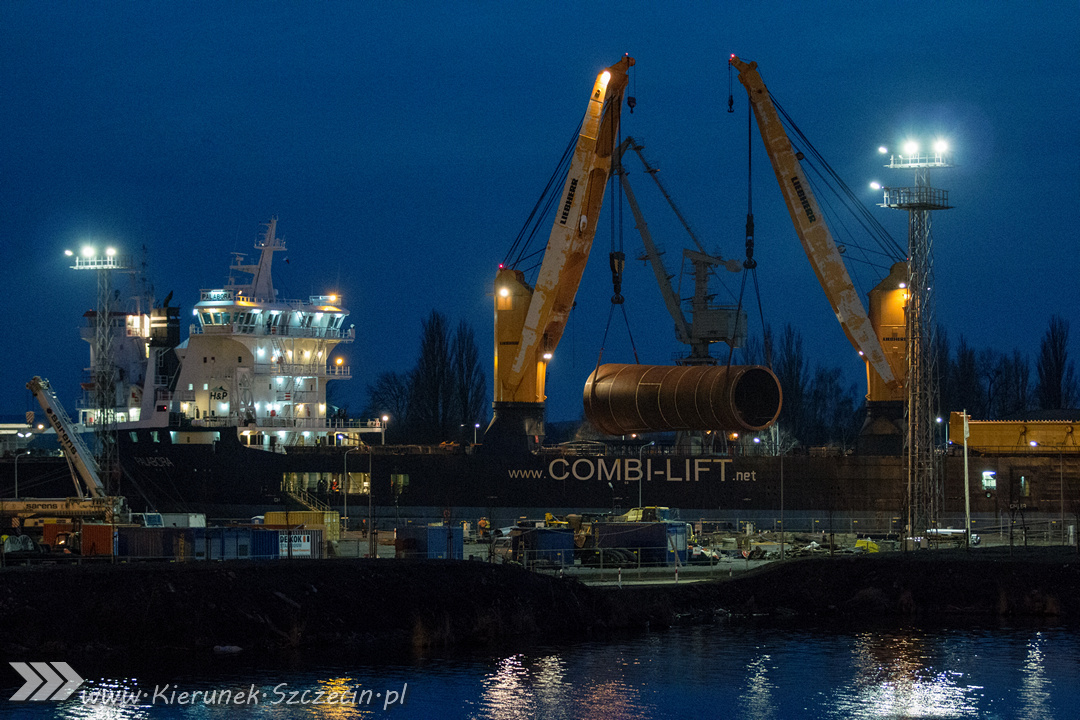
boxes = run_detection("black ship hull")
[4,428,1075,534]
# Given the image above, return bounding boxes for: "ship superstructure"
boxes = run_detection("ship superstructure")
[78,218,360,452]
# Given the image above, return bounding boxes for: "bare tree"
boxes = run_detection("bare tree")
[1036,315,1078,410]
[774,324,809,441]
[450,319,487,438]
[406,311,453,443]
[363,371,410,439]
[951,336,984,417]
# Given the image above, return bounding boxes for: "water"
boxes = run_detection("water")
[4,621,1078,719]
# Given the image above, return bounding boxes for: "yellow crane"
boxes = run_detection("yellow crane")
[728,55,906,407]
[488,56,635,450]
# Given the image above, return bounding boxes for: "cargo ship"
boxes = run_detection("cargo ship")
[3,219,1075,537]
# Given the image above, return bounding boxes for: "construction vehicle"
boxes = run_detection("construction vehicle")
[487,56,635,451]
[729,56,908,447]
[3,378,128,530]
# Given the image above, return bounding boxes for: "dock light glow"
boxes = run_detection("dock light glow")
[903,140,919,155]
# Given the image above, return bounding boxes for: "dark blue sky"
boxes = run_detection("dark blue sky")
[2,2,1077,423]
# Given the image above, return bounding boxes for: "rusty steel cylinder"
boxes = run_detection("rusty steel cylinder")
[583,364,782,436]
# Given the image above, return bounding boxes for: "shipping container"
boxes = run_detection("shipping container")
[514,527,574,567]
[41,523,116,556]
[395,524,463,559]
[250,528,280,559]
[263,511,340,542]
[192,527,253,560]
[594,522,687,566]
[274,528,324,559]
[160,513,206,528]
[117,526,166,559]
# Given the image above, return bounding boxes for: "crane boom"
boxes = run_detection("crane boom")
[729,56,902,397]
[27,376,107,499]
[489,56,634,449]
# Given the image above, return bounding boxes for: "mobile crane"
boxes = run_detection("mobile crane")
[728,56,907,421]
[3,377,127,524]
[488,56,635,451]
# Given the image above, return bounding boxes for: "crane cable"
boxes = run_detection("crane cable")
[726,100,773,372]
[595,123,641,377]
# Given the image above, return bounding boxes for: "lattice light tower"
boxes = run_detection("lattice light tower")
[878,141,952,540]
[67,245,132,496]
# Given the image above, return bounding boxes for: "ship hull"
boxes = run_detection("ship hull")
[6,429,1076,536]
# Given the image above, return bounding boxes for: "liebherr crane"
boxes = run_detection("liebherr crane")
[728,56,906,408]
[487,56,634,451]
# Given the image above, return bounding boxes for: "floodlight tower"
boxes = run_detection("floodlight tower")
[878,141,952,542]
[66,245,132,495]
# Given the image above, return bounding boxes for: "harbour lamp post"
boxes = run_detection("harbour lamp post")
[607,482,616,514]
[344,446,362,532]
[368,447,375,557]
[637,441,654,508]
[13,450,29,498]
[474,423,480,444]
[381,415,389,445]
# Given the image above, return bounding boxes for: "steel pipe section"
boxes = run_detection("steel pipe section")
[583,364,782,436]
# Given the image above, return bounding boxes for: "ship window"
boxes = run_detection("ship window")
[129,431,138,442]
[1020,475,1031,497]
[151,431,160,443]
[202,313,213,324]
[238,356,242,363]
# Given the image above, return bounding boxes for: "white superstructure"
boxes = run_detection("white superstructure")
[79,218,368,451]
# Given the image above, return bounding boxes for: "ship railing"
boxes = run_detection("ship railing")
[189,324,352,341]
[252,361,351,378]
[281,486,332,513]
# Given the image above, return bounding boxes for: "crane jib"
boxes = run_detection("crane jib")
[559,178,579,225]
[790,176,816,222]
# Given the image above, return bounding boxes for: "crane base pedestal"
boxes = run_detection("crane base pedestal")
[482,402,545,455]
[857,400,904,456]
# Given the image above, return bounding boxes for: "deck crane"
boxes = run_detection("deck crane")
[6,377,127,522]
[613,136,747,365]
[728,56,907,413]
[488,56,635,451]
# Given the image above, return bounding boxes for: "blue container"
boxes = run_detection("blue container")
[192,527,253,560]
[250,528,280,559]
[395,524,463,559]
[517,528,574,567]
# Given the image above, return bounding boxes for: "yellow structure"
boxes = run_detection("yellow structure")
[949,413,1079,454]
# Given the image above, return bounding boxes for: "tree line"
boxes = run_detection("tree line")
[362,311,487,444]
[740,314,1077,452]
[353,310,1075,449]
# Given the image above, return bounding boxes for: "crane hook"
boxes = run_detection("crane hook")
[609,250,626,304]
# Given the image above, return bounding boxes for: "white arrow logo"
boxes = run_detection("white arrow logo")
[9,662,84,701]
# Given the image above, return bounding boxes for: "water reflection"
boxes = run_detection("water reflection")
[740,654,776,720]
[834,630,981,718]
[473,651,649,720]
[1018,632,1053,720]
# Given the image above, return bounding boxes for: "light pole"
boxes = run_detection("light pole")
[368,446,375,557]
[637,441,654,508]
[381,415,389,445]
[474,423,480,444]
[344,446,361,532]
[14,450,29,498]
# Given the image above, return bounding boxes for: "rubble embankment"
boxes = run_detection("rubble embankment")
[1,547,1076,660]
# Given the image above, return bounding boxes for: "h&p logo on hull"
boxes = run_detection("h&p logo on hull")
[9,662,84,701]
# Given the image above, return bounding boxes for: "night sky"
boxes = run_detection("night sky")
[2,2,1077,425]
